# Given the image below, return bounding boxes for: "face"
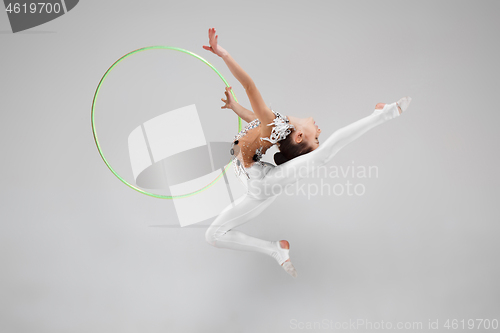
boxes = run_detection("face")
[293,117,321,150]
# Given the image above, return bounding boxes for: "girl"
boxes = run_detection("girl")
[203,28,411,277]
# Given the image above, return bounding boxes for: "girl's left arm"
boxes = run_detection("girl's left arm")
[230,104,255,123]
[221,86,255,123]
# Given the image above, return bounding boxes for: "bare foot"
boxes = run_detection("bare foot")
[279,240,291,264]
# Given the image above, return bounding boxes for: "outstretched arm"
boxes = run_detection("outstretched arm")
[203,28,275,134]
[202,30,253,90]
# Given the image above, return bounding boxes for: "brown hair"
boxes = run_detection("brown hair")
[273,130,314,165]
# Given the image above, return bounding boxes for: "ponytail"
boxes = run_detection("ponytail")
[273,152,289,165]
[273,129,313,165]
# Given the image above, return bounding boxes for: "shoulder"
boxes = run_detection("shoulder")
[260,109,294,144]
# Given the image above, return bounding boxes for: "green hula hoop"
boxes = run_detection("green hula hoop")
[91,46,242,199]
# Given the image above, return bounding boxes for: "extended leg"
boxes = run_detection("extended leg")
[263,101,408,189]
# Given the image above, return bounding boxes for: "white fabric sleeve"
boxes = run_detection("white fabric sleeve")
[262,102,401,189]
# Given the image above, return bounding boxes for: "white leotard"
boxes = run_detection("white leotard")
[206,102,402,268]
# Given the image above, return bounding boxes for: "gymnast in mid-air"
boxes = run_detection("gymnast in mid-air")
[202,27,412,277]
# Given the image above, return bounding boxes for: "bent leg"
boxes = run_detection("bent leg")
[205,194,289,264]
[264,102,401,188]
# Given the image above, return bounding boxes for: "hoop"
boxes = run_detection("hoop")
[91,46,241,199]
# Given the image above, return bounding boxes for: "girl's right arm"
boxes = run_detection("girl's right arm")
[203,28,275,136]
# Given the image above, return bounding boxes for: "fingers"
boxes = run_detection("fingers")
[208,27,216,40]
[205,28,220,54]
[202,46,213,54]
[220,84,233,110]
[202,45,215,54]
[208,28,218,44]
[221,97,229,107]
[225,87,234,102]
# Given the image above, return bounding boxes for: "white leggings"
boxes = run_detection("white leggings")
[205,102,401,263]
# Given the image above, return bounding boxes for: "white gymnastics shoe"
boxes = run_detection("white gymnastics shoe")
[282,261,298,278]
[374,97,412,119]
[396,96,412,114]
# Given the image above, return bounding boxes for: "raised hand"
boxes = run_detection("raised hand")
[202,27,227,57]
[221,86,236,110]
[220,87,236,110]
[220,86,256,122]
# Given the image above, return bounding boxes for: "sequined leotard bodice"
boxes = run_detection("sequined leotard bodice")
[230,110,294,180]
